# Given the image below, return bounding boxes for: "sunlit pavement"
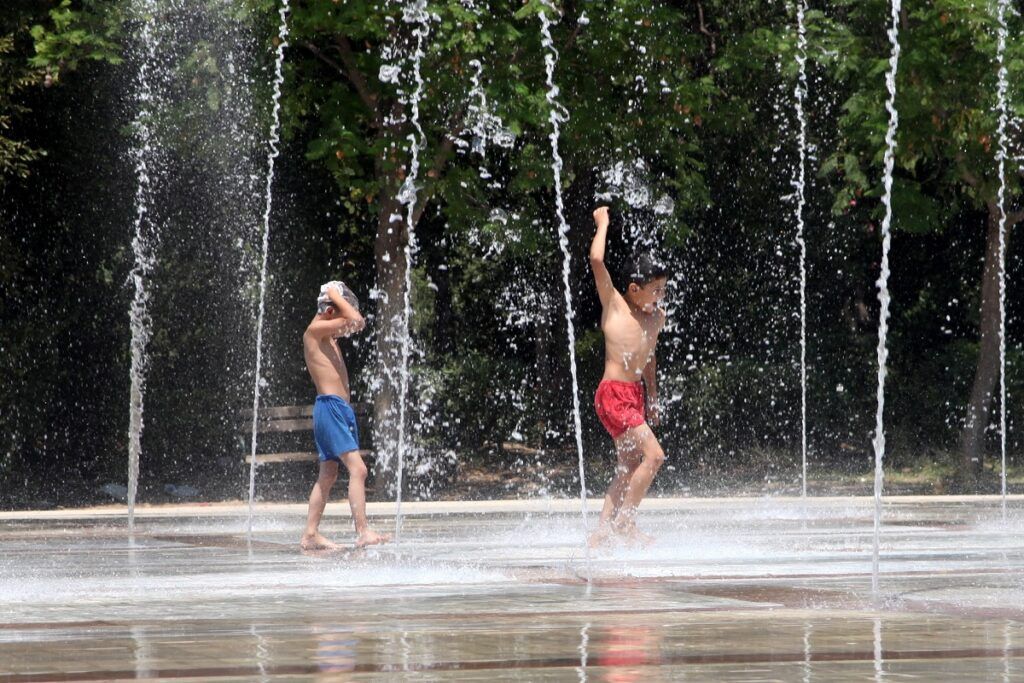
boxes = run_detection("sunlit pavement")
[2,496,1023,681]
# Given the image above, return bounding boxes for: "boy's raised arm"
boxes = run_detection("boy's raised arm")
[590,206,616,307]
[306,285,366,339]
[306,315,364,339]
[325,285,363,323]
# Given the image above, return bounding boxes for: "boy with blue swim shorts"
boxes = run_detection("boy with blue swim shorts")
[300,281,389,550]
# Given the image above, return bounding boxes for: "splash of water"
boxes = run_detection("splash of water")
[467,59,489,159]
[538,2,589,538]
[126,0,161,533]
[394,1,431,543]
[464,58,514,160]
[802,621,812,683]
[872,0,902,596]
[995,0,1010,521]
[792,0,809,498]
[576,622,590,681]
[1004,620,1012,683]
[873,617,884,682]
[246,0,291,537]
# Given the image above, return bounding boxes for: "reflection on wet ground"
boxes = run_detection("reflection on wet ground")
[1,497,1022,681]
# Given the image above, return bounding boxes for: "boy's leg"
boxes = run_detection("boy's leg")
[340,450,390,547]
[301,460,340,549]
[590,435,642,547]
[613,424,665,531]
[600,434,643,525]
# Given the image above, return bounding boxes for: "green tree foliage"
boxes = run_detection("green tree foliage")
[0,0,122,187]
[819,0,1024,223]
[29,0,123,79]
[815,0,1024,483]
[5,0,1024,506]
[0,6,45,185]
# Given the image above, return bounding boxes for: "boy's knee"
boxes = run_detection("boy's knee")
[317,460,339,480]
[645,446,666,469]
[347,458,368,481]
[617,451,642,470]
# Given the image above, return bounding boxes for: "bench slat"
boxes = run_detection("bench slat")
[240,403,374,465]
[244,449,374,464]
[240,418,313,433]
[241,402,372,422]
[502,442,542,456]
[264,405,312,419]
[240,406,311,420]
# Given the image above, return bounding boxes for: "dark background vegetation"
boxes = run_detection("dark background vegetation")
[3,0,1024,508]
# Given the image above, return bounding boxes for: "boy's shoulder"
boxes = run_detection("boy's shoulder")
[603,292,629,317]
[605,286,627,306]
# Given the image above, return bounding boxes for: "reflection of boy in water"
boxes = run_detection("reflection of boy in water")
[300,281,389,550]
[588,207,668,547]
[593,624,660,681]
[313,623,357,673]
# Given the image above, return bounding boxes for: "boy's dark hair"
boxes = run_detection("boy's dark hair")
[622,253,669,287]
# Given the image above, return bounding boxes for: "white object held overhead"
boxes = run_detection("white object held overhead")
[317,281,361,313]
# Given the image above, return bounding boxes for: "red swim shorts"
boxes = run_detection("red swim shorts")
[594,379,646,439]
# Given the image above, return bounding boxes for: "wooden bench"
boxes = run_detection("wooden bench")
[241,402,374,464]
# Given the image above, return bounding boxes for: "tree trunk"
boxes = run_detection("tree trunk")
[371,193,406,498]
[363,106,454,498]
[958,202,1006,486]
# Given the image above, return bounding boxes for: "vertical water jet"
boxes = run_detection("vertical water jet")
[246,0,291,536]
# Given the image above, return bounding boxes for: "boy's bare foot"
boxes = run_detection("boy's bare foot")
[300,532,342,551]
[355,529,391,547]
[614,522,654,547]
[588,525,614,548]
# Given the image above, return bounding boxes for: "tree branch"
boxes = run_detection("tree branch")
[562,25,583,53]
[410,124,462,227]
[404,101,469,228]
[975,174,1024,227]
[304,41,345,77]
[959,162,979,189]
[697,2,717,55]
[333,36,383,128]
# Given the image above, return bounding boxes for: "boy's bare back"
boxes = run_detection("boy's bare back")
[303,330,351,400]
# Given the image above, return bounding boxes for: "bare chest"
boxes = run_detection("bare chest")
[602,309,660,355]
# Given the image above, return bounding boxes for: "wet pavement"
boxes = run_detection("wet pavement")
[1,496,1022,681]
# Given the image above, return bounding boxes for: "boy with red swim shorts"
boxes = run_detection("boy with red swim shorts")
[589,206,669,547]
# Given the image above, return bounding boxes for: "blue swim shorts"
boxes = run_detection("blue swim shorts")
[312,395,360,462]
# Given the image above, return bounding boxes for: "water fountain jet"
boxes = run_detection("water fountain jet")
[126,0,161,533]
[393,0,431,543]
[538,0,589,558]
[791,0,810,499]
[994,0,1011,521]
[246,0,291,537]
[871,0,903,596]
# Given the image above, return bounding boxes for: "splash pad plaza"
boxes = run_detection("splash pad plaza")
[6,0,1024,680]
[3,497,1024,680]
